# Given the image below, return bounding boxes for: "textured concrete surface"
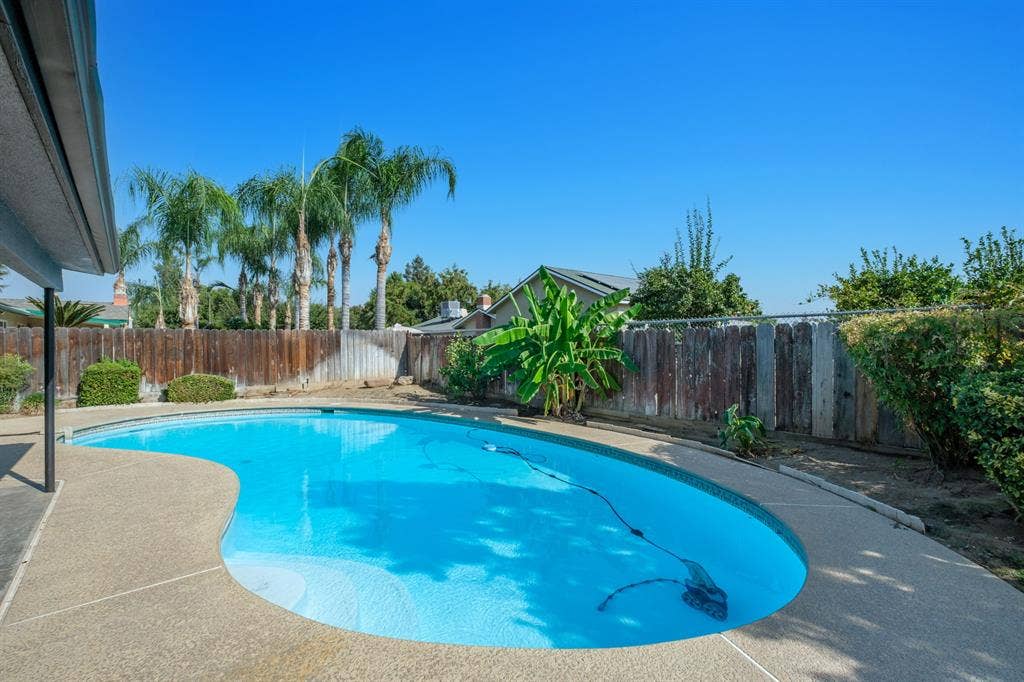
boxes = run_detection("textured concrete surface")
[0,483,48,600]
[1,398,1023,681]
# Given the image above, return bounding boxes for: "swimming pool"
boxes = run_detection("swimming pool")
[75,409,806,648]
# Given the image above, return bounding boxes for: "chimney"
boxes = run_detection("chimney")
[476,294,492,310]
[113,276,128,307]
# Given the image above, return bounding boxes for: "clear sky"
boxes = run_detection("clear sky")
[5,0,1022,314]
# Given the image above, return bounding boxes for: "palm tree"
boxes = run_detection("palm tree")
[338,128,456,329]
[27,296,106,327]
[128,168,239,329]
[217,222,272,324]
[236,171,292,329]
[328,134,373,330]
[279,162,342,330]
[115,222,154,310]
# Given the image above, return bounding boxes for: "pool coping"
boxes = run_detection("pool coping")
[2,398,1023,680]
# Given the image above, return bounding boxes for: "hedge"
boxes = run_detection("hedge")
[166,374,235,403]
[78,358,142,407]
[0,353,35,413]
[954,370,1024,515]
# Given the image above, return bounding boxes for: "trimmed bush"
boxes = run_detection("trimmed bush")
[78,358,142,407]
[166,374,235,403]
[20,392,44,415]
[954,370,1024,515]
[439,336,491,400]
[841,308,1023,468]
[0,353,34,413]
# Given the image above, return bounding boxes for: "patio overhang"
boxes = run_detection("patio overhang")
[0,0,117,494]
[0,0,118,290]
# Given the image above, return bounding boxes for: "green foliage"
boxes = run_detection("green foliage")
[26,296,107,327]
[0,354,34,413]
[474,267,639,417]
[20,392,44,415]
[841,308,1024,469]
[812,247,961,311]
[166,374,236,403]
[632,200,761,320]
[440,336,492,400]
[718,404,767,456]
[350,256,509,329]
[953,370,1024,515]
[78,358,141,407]
[962,227,1024,307]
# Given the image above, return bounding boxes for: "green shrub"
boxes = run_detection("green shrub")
[954,370,1024,516]
[841,308,1023,468]
[439,336,491,400]
[0,353,35,413]
[166,374,235,403]
[719,404,767,456]
[78,358,142,407]
[19,391,44,415]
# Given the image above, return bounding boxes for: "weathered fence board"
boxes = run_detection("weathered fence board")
[0,328,409,398]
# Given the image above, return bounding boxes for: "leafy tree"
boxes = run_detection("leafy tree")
[962,226,1024,307]
[436,265,478,311]
[27,296,106,327]
[128,168,239,329]
[338,128,457,329]
[632,201,761,320]
[480,280,512,303]
[475,267,638,419]
[812,247,961,311]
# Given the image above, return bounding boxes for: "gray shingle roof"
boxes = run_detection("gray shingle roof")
[0,298,129,323]
[543,266,638,296]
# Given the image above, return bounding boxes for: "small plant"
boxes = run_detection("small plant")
[167,374,235,403]
[78,358,142,406]
[439,336,492,401]
[953,370,1024,517]
[718,404,766,456]
[19,392,44,415]
[26,295,106,327]
[0,353,34,413]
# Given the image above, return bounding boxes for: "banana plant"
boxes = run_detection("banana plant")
[474,267,639,418]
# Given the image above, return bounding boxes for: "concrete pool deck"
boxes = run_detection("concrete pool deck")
[0,399,1022,680]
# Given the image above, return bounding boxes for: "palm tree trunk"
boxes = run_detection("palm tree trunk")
[284,300,292,329]
[253,285,264,327]
[180,251,198,330]
[326,240,337,330]
[373,214,392,330]
[340,233,352,330]
[238,270,249,323]
[295,208,312,330]
[268,258,279,330]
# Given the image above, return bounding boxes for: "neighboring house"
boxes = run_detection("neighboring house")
[0,297,129,328]
[413,266,638,334]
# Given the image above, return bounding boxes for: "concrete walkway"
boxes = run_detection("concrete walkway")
[1,399,1022,680]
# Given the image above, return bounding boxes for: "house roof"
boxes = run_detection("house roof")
[451,265,638,329]
[412,314,466,334]
[0,0,118,289]
[0,297,128,325]
[542,266,639,298]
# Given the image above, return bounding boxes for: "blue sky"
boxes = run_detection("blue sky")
[6,0,1022,313]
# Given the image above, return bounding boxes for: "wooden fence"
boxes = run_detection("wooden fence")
[408,323,921,450]
[0,328,409,399]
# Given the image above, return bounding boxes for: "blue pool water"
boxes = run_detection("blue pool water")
[76,410,806,648]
